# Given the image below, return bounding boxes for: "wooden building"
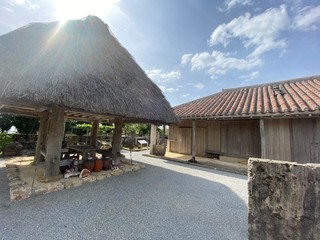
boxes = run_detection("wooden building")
[170,76,320,164]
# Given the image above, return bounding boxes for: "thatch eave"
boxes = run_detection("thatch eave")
[0,16,177,124]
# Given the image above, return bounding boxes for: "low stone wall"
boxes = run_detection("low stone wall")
[6,161,145,202]
[248,158,320,240]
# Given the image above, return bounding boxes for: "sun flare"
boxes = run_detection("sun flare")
[54,0,119,23]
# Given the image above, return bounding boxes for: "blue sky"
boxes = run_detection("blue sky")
[0,0,320,107]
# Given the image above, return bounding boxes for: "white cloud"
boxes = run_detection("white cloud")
[210,5,290,58]
[166,88,179,93]
[181,54,193,66]
[183,51,262,79]
[239,71,259,81]
[9,0,40,10]
[11,0,26,5]
[222,0,253,11]
[194,83,204,90]
[158,86,179,93]
[2,6,13,12]
[294,5,320,30]
[181,94,190,98]
[145,69,181,83]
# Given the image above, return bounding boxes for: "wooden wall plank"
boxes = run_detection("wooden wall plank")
[264,119,292,161]
[181,128,192,154]
[195,128,207,156]
[207,121,221,152]
[225,121,241,155]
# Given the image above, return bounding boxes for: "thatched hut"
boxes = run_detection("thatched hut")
[0,16,177,176]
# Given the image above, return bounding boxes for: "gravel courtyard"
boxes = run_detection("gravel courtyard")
[0,151,248,240]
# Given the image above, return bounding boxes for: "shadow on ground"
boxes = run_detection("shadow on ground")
[0,156,247,240]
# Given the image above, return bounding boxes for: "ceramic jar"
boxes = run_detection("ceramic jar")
[83,158,94,172]
[94,158,103,172]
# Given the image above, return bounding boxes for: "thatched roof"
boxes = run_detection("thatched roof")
[0,16,177,124]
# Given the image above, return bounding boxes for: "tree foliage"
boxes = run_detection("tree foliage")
[0,114,14,132]
[72,122,114,136]
[0,133,13,153]
[11,116,39,135]
[0,114,39,141]
[123,124,150,136]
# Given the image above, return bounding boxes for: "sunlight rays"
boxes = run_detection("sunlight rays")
[53,0,120,22]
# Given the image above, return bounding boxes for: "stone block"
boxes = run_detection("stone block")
[111,169,123,176]
[132,164,140,171]
[8,179,26,187]
[152,145,166,156]
[102,170,112,178]
[34,186,48,195]
[139,163,146,169]
[6,164,17,169]
[63,178,83,189]
[45,182,64,194]
[96,174,107,180]
[82,175,97,183]
[7,173,20,181]
[3,142,23,156]
[248,158,320,240]
[122,165,133,173]
[10,186,31,202]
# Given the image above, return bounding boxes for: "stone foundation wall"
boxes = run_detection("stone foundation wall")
[6,162,145,202]
[248,158,320,240]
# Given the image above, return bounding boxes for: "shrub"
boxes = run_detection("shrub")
[0,133,14,154]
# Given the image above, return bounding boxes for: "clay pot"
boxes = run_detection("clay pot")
[83,159,94,172]
[103,157,111,170]
[94,158,103,172]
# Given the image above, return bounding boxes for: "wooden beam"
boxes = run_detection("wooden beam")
[0,108,38,117]
[112,117,123,165]
[150,124,157,155]
[260,119,266,158]
[34,111,49,165]
[45,107,65,177]
[90,120,99,148]
[189,120,197,163]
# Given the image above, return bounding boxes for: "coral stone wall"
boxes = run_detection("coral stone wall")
[248,158,320,240]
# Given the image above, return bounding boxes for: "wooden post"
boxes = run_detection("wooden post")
[260,119,266,158]
[90,120,99,148]
[34,111,49,165]
[150,124,157,155]
[112,117,123,165]
[45,107,65,177]
[189,120,197,163]
[313,119,320,162]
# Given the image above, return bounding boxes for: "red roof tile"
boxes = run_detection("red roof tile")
[174,76,320,119]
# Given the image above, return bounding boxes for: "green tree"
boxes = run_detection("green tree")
[11,116,39,141]
[123,124,150,136]
[0,133,13,154]
[74,123,92,136]
[65,120,77,134]
[0,114,14,132]
[0,114,39,141]
[99,124,114,134]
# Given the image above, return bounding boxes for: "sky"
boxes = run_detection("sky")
[0,0,320,107]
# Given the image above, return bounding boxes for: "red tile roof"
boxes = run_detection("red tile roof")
[174,76,320,119]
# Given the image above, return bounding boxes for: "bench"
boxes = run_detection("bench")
[205,150,222,159]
